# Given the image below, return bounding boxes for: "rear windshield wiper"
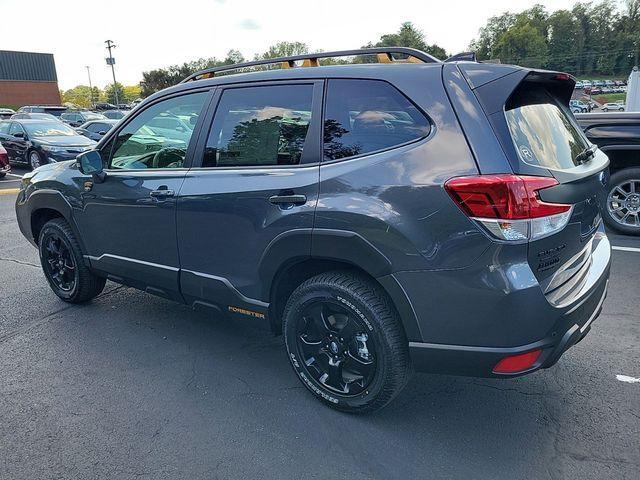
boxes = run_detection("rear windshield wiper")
[575,144,597,165]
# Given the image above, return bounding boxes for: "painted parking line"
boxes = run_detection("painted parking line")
[5,173,23,179]
[616,374,640,384]
[0,188,20,195]
[612,246,640,253]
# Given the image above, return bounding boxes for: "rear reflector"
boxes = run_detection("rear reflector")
[493,349,542,374]
[445,175,573,242]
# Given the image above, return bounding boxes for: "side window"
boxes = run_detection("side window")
[109,92,207,170]
[203,84,313,167]
[9,123,23,136]
[323,79,431,161]
[0,122,10,134]
[87,123,103,133]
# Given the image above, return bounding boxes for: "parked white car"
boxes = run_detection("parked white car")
[601,102,625,112]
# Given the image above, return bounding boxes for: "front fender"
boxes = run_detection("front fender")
[16,188,87,254]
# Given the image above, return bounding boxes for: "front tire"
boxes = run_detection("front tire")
[283,270,412,413]
[603,168,640,236]
[29,150,44,170]
[38,218,106,302]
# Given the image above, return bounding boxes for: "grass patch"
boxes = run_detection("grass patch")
[593,93,626,104]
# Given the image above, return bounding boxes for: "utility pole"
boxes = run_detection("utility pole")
[105,40,119,106]
[85,66,94,108]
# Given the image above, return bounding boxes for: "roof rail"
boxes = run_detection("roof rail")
[180,47,441,83]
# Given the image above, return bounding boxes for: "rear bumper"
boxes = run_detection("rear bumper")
[408,276,608,377]
[395,229,611,378]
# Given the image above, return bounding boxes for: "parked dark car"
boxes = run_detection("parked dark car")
[0,142,10,178]
[575,112,640,235]
[93,103,118,111]
[17,105,67,117]
[0,119,96,169]
[11,112,60,121]
[60,111,107,128]
[102,110,127,120]
[15,48,611,413]
[75,119,119,141]
[0,108,16,119]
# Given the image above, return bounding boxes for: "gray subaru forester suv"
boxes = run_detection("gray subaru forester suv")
[16,48,611,413]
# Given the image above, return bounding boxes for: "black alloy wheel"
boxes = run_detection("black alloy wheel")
[38,218,106,303]
[295,300,377,396]
[42,233,77,292]
[283,270,412,413]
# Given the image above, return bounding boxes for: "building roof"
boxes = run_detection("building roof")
[0,50,58,82]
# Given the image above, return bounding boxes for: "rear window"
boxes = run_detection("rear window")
[505,87,590,171]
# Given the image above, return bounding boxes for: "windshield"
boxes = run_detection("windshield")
[505,87,590,171]
[24,122,77,137]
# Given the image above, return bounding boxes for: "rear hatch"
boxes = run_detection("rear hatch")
[466,70,609,305]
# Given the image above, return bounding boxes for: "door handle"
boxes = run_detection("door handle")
[150,188,175,198]
[269,194,307,206]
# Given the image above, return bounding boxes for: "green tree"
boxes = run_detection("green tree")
[547,10,580,72]
[365,22,447,60]
[493,23,548,68]
[105,82,126,105]
[255,41,309,60]
[61,85,100,108]
[140,50,246,97]
[123,85,142,103]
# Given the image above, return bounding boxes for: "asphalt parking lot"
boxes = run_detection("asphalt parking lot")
[0,167,638,480]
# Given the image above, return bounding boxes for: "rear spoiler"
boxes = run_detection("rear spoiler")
[458,64,576,115]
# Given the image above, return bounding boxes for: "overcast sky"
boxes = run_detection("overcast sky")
[1,0,588,89]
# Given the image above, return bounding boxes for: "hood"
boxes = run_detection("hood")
[26,159,77,177]
[35,135,97,147]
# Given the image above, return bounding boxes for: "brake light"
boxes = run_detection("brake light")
[445,175,573,242]
[493,349,542,374]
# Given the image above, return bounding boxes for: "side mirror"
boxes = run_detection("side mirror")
[77,150,106,183]
[13,132,24,138]
[98,131,107,135]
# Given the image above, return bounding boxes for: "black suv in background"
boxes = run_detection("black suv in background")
[575,112,640,235]
[15,49,611,413]
[76,119,119,141]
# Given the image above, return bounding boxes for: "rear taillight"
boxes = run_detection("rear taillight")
[445,174,572,242]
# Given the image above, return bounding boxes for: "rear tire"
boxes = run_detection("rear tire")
[38,218,106,303]
[283,270,412,413]
[603,167,640,236]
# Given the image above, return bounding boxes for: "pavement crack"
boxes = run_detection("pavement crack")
[471,381,545,396]
[0,256,40,268]
[0,285,124,344]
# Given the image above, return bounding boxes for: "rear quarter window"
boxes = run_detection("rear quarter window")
[505,87,590,171]
[323,79,431,161]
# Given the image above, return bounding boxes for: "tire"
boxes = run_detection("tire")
[283,270,412,413]
[603,167,640,236]
[38,218,106,302]
[29,150,44,170]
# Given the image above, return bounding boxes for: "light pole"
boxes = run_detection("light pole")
[105,40,119,106]
[85,66,94,108]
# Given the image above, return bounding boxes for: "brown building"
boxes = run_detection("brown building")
[0,50,61,108]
